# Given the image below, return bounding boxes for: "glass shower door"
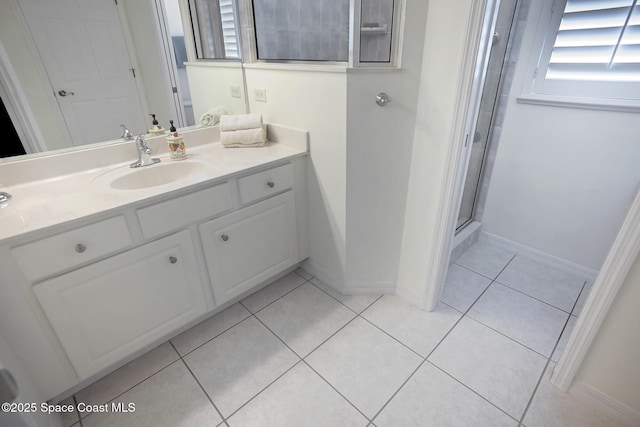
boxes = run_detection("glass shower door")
[456,0,518,231]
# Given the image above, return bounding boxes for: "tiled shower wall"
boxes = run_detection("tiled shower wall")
[359,0,394,62]
[253,0,350,61]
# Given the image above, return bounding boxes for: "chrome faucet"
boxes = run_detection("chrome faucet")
[130,134,160,168]
[120,124,134,141]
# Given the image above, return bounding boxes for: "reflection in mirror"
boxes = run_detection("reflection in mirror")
[360,0,395,62]
[0,0,247,160]
[252,0,349,61]
[189,0,241,59]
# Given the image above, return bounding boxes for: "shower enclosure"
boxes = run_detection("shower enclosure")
[456,0,522,231]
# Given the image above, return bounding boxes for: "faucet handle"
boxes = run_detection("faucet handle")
[120,124,133,141]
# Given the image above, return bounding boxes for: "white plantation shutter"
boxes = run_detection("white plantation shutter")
[532,0,640,103]
[219,0,240,59]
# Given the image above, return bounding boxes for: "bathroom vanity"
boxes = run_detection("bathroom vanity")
[0,125,308,399]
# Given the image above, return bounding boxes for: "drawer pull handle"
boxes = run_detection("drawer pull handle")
[169,256,178,264]
[267,181,275,188]
[75,243,87,253]
[221,234,229,242]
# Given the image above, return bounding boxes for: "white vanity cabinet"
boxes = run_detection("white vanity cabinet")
[32,230,206,379]
[0,147,308,400]
[200,191,298,305]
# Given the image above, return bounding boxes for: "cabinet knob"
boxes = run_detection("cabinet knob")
[267,181,275,188]
[221,234,229,242]
[169,256,178,264]
[75,243,87,253]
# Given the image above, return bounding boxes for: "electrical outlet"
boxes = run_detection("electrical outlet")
[254,88,267,102]
[230,85,242,98]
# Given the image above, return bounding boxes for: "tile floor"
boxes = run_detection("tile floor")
[63,244,624,427]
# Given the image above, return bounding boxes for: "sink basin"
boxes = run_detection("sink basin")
[109,161,207,190]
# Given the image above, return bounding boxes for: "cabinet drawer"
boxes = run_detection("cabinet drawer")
[11,216,132,281]
[137,182,232,238]
[238,163,294,205]
[33,230,207,379]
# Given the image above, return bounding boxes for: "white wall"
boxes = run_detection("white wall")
[344,0,428,291]
[187,63,247,119]
[481,5,640,271]
[0,1,68,151]
[244,66,348,283]
[575,251,640,414]
[396,0,478,301]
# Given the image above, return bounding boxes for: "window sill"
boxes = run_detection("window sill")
[242,62,348,73]
[517,93,640,114]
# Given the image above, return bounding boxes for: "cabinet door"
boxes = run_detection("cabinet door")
[200,191,298,305]
[33,231,207,379]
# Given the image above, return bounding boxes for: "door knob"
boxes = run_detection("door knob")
[58,90,75,97]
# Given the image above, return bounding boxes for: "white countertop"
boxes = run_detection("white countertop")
[0,124,308,242]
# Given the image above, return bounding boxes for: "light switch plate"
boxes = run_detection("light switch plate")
[254,88,267,102]
[230,85,242,98]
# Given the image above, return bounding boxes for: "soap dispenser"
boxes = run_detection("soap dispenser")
[166,120,186,160]
[148,114,165,135]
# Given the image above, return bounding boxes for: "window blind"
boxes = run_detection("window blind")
[219,0,239,59]
[546,0,640,82]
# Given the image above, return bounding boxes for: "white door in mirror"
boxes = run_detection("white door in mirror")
[20,0,147,145]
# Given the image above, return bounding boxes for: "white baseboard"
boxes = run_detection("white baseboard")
[395,286,425,306]
[300,260,396,295]
[300,260,344,291]
[479,231,598,281]
[570,382,640,427]
[342,281,396,295]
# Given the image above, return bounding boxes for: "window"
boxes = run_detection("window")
[250,0,401,65]
[189,0,241,60]
[521,0,640,110]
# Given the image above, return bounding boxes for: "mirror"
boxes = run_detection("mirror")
[0,0,247,160]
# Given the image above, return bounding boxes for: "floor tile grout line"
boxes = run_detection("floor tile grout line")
[72,395,83,427]
[308,281,433,360]
[569,280,589,316]
[246,277,311,316]
[168,341,228,426]
[463,312,563,360]
[308,278,382,316]
[357,312,426,360]
[221,359,305,422]
[293,268,314,282]
[370,256,518,423]
[369,267,494,424]
[427,360,521,424]
[175,273,311,358]
[251,306,372,421]
[517,311,575,426]
[302,359,373,423]
[75,358,182,421]
[453,260,503,281]
[492,278,581,315]
[369,357,430,423]
[177,311,253,358]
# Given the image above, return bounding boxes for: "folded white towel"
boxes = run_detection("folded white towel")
[198,107,227,127]
[220,127,266,147]
[219,114,263,132]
